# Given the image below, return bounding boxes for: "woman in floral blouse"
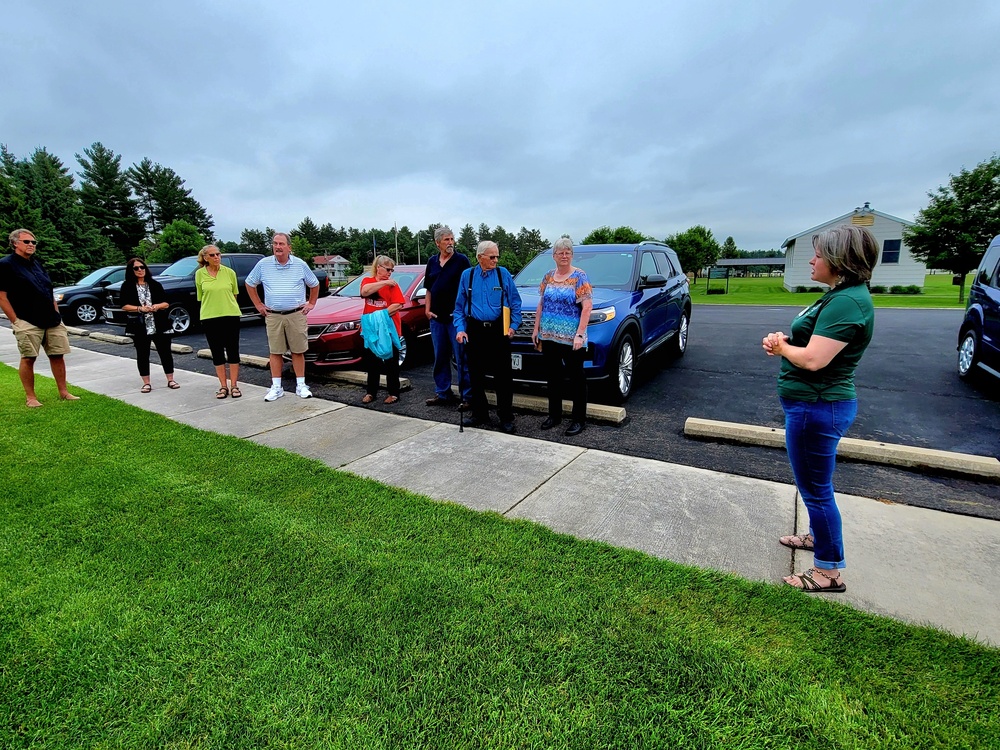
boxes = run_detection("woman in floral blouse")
[531,237,593,436]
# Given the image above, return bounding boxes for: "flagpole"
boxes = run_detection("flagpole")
[394,223,399,264]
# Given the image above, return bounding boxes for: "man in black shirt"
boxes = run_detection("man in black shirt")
[423,225,472,408]
[0,229,79,407]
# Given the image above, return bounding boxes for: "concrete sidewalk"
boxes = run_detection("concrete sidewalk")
[2,327,997,648]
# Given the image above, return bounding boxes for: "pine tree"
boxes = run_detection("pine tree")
[76,142,145,258]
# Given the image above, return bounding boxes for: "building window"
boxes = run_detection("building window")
[882,239,901,264]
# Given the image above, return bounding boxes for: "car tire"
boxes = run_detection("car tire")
[957,328,980,380]
[607,331,637,403]
[397,334,409,368]
[70,300,100,325]
[667,311,689,358]
[167,304,193,334]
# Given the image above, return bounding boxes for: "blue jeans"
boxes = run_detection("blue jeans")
[780,397,858,571]
[430,317,471,401]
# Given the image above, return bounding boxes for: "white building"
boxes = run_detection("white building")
[781,203,925,291]
[312,254,351,281]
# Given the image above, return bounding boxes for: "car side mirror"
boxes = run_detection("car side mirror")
[641,273,667,289]
[413,288,427,302]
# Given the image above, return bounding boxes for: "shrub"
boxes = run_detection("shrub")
[906,285,922,294]
[890,285,906,294]
[870,285,886,294]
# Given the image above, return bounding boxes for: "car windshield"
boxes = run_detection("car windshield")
[336,272,419,298]
[160,257,201,277]
[515,250,636,290]
[75,268,112,286]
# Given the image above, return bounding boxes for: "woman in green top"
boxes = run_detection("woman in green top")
[762,225,879,593]
[195,245,243,398]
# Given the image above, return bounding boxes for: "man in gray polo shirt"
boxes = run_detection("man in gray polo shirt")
[246,232,319,401]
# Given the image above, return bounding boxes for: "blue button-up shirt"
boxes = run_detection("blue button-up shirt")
[453,265,522,333]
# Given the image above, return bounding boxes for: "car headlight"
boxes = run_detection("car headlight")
[326,320,360,333]
[54,293,64,302]
[589,306,616,325]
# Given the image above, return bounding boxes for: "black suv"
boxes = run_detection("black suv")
[958,234,1000,382]
[103,254,331,334]
[54,264,169,324]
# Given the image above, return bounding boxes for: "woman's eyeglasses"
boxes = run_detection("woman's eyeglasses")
[206,252,220,257]
[380,267,394,272]
[133,266,147,271]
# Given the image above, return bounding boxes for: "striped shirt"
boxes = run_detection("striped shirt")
[245,255,318,311]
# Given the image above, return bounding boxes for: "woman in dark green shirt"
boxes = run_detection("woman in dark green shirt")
[762,225,879,593]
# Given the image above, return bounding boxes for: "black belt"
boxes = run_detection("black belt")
[271,306,304,315]
[469,317,501,328]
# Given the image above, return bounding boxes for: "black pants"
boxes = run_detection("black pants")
[364,346,400,397]
[542,340,587,422]
[133,330,174,377]
[203,315,241,365]
[466,319,513,422]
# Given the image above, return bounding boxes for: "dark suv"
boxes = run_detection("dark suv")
[958,234,1000,382]
[511,242,691,402]
[103,254,331,334]
[54,263,169,324]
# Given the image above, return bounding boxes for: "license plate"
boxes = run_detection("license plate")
[511,353,522,371]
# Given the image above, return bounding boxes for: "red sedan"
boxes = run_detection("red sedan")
[302,265,430,368]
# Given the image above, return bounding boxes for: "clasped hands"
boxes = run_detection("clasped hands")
[762,331,789,356]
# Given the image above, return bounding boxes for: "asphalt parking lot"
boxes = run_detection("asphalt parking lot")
[18,305,1000,520]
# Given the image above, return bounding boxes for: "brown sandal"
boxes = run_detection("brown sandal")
[383,395,399,404]
[361,394,375,404]
[216,387,229,399]
[783,568,846,594]
[140,384,152,393]
[779,533,814,551]
[230,386,242,398]
[167,380,180,389]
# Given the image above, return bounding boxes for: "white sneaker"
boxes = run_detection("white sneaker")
[264,385,284,402]
[295,384,313,399]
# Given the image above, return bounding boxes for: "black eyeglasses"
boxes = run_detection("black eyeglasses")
[206,252,220,257]
[483,255,499,260]
[20,239,38,246]
[133,265,147,271]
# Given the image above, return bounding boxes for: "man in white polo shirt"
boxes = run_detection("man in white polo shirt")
[246,233,320,401]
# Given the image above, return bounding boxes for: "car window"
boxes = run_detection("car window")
[227,256,259,276]
[639,253,658,282]
[977,245,1000,288]
[76,268,113,286]
[338,276,365,297]
[515,250,635,290]
[106,269,126,284]
[160,257,201,277]
[394,272,418,295]
[654,252,677,277]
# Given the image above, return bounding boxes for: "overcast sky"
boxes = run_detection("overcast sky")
[5,1,999,250]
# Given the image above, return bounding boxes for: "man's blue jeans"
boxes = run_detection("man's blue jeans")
[430,317,471,401]
[780,397,858,571]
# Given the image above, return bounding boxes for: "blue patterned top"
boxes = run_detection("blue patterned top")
[537,270,593,346]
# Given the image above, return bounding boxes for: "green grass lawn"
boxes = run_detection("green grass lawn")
[690,273,973,307]
[2,367,998,749]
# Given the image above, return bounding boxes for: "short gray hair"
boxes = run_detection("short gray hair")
[552,237,574,253]
[272,232,291,246]
[8,228,33,249]
[812,225,880,285]
[434,226,453,243]
[476,241,499,258]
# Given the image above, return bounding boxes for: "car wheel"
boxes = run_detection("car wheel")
[958,329,980,379]
[167,304,193,334]
[70,300,100,324]
[608,332,636,403]
[668,311,689,357]
[397,334,408,368]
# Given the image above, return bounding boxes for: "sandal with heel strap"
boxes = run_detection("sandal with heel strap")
[230,386,242,399]
[167,380,180,389]
[140,384,152,393]
[783,568,846,594]
[779,533,814,551]
[216,387,229,399]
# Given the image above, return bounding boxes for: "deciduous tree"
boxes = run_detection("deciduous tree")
[903,155,1000,302]
[581,226,650,244]
[665,225,722,277]
[150,220,205,263]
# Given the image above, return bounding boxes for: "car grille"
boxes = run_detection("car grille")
[514,311,535,339]
[307,324,328,340]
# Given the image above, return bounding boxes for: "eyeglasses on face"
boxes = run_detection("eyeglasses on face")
[20,239,38,245]
[379,266,394,272]
[206,252,220,257]
[483,255,499,260]
[133,265,147,271]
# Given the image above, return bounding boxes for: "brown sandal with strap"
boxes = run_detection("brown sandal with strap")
[230,386,242,398]
[783,568,846,594]
[361,394,375,404]
[216,387,229,399]
[779,533,815,551]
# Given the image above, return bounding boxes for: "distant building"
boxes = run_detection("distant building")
[781,202,924,291]
[312,254,350,281]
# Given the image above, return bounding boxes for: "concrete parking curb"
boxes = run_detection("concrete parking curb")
[90,331,192,354]
[64,326,89,336]
[450,387,626,424]
[197,349,413,389]
[684,417,1000,480]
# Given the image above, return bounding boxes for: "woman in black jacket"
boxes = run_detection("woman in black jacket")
[120,258,179,392]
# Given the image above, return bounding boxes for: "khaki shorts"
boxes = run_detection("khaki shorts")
[265,310,309,354]
[12,319,72,358]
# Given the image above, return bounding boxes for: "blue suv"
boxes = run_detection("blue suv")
[958,234,1000,382]
[511,242,691,402]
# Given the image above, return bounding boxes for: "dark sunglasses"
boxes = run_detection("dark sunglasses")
[133,265,147,271]
[20,239,38,245]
